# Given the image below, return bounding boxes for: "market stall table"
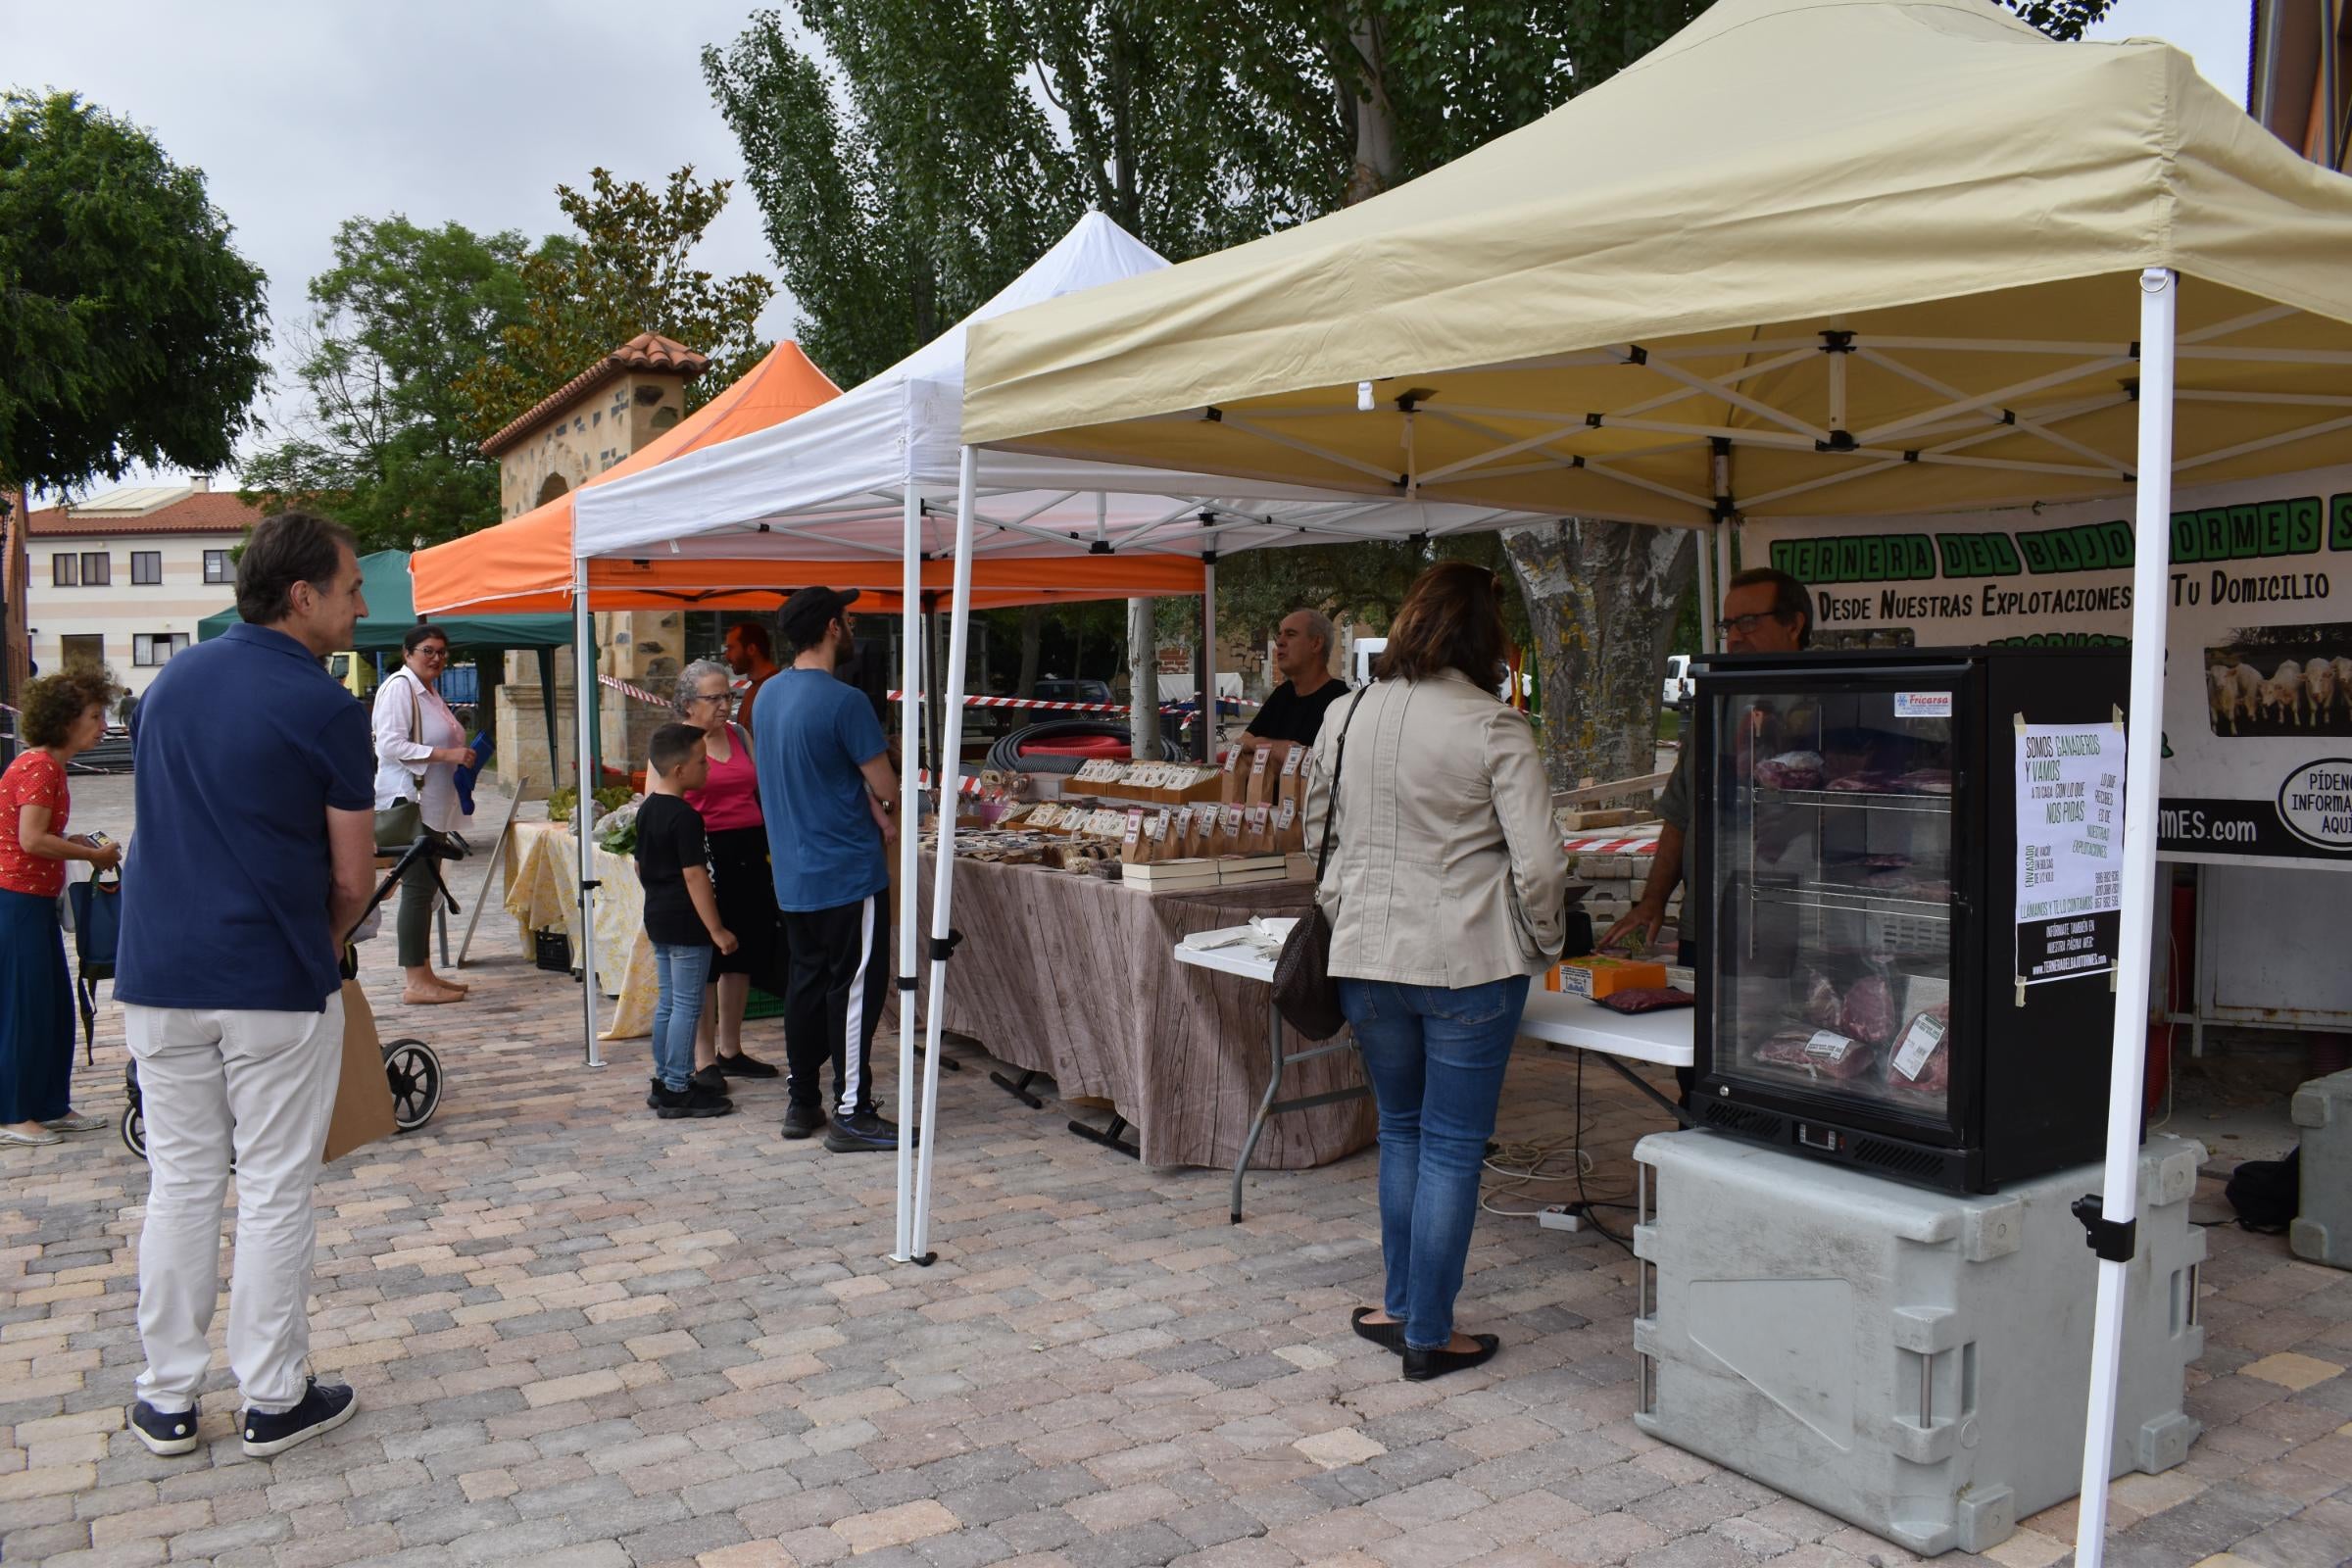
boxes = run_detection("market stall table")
[506,819,657,1041]
[1518,991,1694,1125]
[917,851,1376,1171]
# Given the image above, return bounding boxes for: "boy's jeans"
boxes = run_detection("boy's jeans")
[651,942,713,1091]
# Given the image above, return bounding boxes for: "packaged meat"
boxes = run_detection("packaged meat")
[1827,772,1899,793]
[1894,768,1954,795]
[1886,1003,1952,1094]
[1800,969,1842,1028]
[1839,973,1898,1046]
[1595,986,1696,1014]
[1755,1026,1877,1079]
[1754,751,1826,791]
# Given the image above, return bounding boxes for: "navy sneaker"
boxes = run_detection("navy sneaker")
[780,1102,827,1141]
[823,1109,910,1153]
[240,1378,357,1457]
[130,1399,200,1456]
[716,1051,780,1079]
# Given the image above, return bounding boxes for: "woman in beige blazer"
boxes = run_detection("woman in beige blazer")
[1302,562,1569,1381]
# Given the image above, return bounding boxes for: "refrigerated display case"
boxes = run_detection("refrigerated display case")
[1690,648,2132,1193]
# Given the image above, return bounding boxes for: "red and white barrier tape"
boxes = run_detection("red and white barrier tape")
[1560,833,1659,855]
[598,672,1247,719]
[597,672,672,710]
[914,768,986,798]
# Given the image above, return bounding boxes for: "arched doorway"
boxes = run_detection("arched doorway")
[538,472,569,506]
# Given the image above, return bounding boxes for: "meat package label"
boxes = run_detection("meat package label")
[1804,1030,1858,1061]
[2015,721,2126,985]
[1891,1012,1946,1081]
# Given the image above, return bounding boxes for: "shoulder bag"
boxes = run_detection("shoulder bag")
[374,671,428,851]
[1271,686,1370,1040]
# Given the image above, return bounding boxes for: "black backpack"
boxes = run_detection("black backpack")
[2224,1148,2300,1234]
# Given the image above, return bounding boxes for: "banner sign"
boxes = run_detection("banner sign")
[1746,464,2352,868]
[2015,721,2125,985]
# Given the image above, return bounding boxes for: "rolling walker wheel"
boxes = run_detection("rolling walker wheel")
[121,1102,145,1160]
[382,1038,444,1131]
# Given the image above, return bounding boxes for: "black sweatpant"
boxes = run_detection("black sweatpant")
[781,893,890,1115]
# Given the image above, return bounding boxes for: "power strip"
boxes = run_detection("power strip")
[1536,1204,1585,1232]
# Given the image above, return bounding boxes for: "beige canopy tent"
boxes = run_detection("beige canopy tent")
[955,4,2352,1564]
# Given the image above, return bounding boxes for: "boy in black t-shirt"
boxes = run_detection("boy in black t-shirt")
[636,723,740,1119]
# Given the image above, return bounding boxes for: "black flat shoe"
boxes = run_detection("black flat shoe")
[1400,1334,1500,1382]
[717,1052,780,1079]
[1350,1307,1405,1353]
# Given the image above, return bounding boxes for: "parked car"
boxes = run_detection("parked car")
[1662,654,1695,708]
[1034,676,1115,707]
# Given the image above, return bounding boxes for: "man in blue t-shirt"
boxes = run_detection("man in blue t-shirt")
[755,586,903,1152]
[117,512,377,1462]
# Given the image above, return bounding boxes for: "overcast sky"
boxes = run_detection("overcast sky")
[4,0,2259,499]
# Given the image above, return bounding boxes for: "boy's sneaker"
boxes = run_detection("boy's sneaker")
[824,1109,908,1153]
[654,1081,733,1120]
[690,1064,728,1097]
[780,1102,827,1141]
[717,1051,780,1079]
[130,1399,201,1456]
[240,1378,357,1457]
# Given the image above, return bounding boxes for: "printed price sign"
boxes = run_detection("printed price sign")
[2015,720,2127,985]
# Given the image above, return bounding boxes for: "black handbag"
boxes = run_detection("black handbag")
[1271,687,1370,1039]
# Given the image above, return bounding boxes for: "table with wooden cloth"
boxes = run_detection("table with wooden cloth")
[915,850,1375,1170]
[504,820,657,1041]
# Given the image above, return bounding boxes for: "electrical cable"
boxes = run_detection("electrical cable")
[1573,1050,1640,1255]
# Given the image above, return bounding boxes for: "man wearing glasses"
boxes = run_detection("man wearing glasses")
[1601,567,1813,959]
[753,587,903,1152]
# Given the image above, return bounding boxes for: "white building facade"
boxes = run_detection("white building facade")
[26,480,257,696]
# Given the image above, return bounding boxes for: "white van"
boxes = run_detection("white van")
[1661,654,1695,708]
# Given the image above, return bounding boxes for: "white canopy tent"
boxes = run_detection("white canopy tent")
[569,211,1563,1274]
[954,5,2352,1563]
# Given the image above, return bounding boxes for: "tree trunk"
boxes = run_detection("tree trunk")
[1502,519,1696,798]
[1342,10,1398,204]
[1127,597,1159,760]
[1015,606,1044,698]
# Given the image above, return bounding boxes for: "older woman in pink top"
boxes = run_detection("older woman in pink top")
[674,660,784,1085]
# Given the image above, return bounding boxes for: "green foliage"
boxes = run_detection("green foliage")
[455,168,775,443]
[242,217,539,551]
[1998,0,2116,40]
[0,91,269,493]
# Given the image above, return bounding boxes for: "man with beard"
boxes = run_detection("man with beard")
[754,587,903,1152]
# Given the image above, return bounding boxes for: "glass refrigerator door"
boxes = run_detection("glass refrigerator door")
[1707,681,1959,1130]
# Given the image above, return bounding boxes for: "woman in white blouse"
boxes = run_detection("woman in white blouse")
[372,625,475,1004]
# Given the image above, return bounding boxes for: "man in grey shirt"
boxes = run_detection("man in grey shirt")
[1603,567,1814,958]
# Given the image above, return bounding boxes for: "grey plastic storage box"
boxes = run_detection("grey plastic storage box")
[1632,1129,2204,1555]
[2292,1069,2352,1269]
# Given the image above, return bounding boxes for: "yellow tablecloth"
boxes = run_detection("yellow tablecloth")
[505,820,657,1041]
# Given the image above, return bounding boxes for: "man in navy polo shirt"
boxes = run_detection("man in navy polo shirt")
[118,512,377,1460]
[756,586,903,1152]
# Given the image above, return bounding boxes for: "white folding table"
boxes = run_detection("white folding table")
[1175,928,1697,1222]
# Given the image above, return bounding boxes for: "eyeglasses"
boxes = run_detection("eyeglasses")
[688,690,729,706]
[1718,612,1788,640]
[414,646,449,661]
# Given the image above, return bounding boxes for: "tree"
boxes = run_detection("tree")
[454,167,775,443]
[0,90,269,495]
[242,217,539,551]
[1999,1,2115,39]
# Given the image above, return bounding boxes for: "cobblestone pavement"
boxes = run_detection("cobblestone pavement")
[3,783,2349,1568]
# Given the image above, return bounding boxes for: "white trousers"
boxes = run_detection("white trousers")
[127,997,343,1414]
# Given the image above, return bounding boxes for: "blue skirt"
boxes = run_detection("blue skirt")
[0,887,73,1124]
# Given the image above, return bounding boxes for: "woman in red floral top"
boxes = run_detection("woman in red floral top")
[2,670,122,1146]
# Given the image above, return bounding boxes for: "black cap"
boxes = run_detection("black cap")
[779,585,859,651]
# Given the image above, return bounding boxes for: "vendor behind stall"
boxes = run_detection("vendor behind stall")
[1603,567,1814,963]
[1246,610,1346,750]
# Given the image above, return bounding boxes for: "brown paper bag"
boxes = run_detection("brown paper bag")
[1245,747,1274,806]
[1219,742,1250,804]
[1273,797,1305,853]
[1241,804,1273,856]
[323,980,397,1163]
[1277,745,1306,809]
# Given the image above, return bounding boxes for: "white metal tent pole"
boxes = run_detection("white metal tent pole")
[2073,268,2177,1568]
[909,445,982,1262]
[1200,556,1219,756]
[572,558,603,1067]
[892,488,922,1262]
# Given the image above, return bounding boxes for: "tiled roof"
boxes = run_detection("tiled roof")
[26,490,264,538]
[480,331,710,457]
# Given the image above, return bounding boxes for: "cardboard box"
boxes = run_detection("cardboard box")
[1552,955,1670,1000]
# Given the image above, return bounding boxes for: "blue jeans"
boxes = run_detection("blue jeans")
[651,942,713,1092]
[1340,974,1532,1351]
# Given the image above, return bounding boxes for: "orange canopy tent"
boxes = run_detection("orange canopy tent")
[409,340,1204,616]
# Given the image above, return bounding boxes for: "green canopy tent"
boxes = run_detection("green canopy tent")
[197,549,586,788]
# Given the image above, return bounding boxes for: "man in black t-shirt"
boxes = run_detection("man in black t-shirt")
[1247,609,1346,750]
